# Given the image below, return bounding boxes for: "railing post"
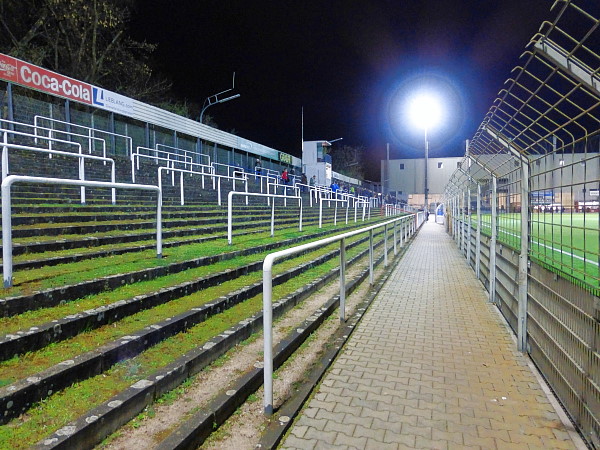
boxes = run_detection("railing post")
[393,221,397,255]
[2,131,8,181]
[79,156,86,205]
[339,238,346,322]
[227,191,234,245]
[217,177,222,206]
[263,259,274,415]
[179,171,185,206]
[334,202,337,226]
[271,196,275,237]
[369,229,374,284]
[400,220,404,247]
[319,193,323,228]
[2,179,13,287]
[384,224,388,267]
[156,189,163,258]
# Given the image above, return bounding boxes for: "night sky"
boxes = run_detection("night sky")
[131,0,555,179]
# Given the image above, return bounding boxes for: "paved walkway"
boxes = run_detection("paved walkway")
[281,220,581,449]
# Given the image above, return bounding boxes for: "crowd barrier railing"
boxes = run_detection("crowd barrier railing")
[2,175,162,288]
[131,146,193,183]
[1,130,116,204]
[34,115,132,157]
[261,213,417,414]
[227,191,303,244]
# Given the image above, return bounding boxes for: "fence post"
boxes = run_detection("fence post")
[461,189,465,254]
[476,183,482,279]
[489,175,498,303]
[517,161,530,352]
[466,186,472,266]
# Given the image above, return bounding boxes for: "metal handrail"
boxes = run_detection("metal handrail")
[261,213,417,414]
[34,115,133,156]
[1,118,107,162]
[1,128,82,179]
[1,139,116,204]
[1,175,162,288]
[131,147,193,183]
[266,181,300,207]
[155,144,211,166]
[211,162,244,178]
[227,191,303,244]
[1,130,116,204]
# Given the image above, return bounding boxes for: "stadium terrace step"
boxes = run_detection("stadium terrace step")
[0,221,383,317]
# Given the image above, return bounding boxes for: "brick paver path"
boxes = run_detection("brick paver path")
[282,220,579,449]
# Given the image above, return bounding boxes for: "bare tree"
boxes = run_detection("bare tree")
[0,0,170,102]
[330,144,366,179]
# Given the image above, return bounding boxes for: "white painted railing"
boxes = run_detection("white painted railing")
[1,118,107,162]
[227,191,303,244]
[261,213,416,414]
[1,175,162,288]
[156,143,210,166]
[34,115,132,156]
[266,182,300,207]
[131,146,193,183]
[212,162,244,178]
[1,130,116,204]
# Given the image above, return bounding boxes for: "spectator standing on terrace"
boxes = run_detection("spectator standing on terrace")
[331,182,339,198]
[281,168,290,185]
[301,173,308,192]
[254,159,262,180]
[310,175,316,187]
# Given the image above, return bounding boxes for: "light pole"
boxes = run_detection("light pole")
[409,94,441,214]
[199,72,240,124]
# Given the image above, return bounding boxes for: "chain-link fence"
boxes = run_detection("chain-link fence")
[443,2,599,447]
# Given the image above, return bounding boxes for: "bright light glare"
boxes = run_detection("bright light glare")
[408,94,442,130]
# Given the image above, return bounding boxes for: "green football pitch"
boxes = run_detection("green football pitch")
[472,212,599,292]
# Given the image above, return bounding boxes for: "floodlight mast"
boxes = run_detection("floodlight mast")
[199,72,240,124]
[409,94,441,215]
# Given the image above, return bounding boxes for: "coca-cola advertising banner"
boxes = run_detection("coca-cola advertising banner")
[0,53,92,104]
[0,52,134,116]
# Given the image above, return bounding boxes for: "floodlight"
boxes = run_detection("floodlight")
[409,94,442,130]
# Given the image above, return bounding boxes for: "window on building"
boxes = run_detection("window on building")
[438,162,443,169]
[399,163,404,170]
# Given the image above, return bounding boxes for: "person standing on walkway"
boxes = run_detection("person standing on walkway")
[281,168,289,185]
